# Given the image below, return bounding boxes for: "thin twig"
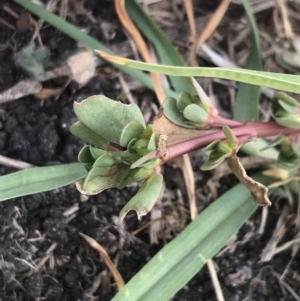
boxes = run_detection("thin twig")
[80,233,125,291]
[115,0,165,104]
[207,260,225,301]
[0,155,35,170]
[188,0,231,65]
[272,271,300,301]
[258,206,269,235]
[276,0,294,39]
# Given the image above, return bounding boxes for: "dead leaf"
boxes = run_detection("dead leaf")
[260,206,288,261]
[68,50,96,86]
[175,154,197,220]
[262,168,290,181]
[227,152,271,206]
[0,79,42,104]
[79,233,125,291]
[34,87,64,99]
[267,176,300,189]
[213,157,276,182]
[17,11,36,31]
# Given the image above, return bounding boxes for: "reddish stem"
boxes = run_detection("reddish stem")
[161,121,300,164]
[209,115,245,128]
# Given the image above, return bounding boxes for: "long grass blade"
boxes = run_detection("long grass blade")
[234,0,263,121]
[112,175,272,301]
[97,52,300,94]
[0,163,87,201]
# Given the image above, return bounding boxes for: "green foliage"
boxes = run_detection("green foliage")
[112,174,273,301]
[278,137,300,170]
[70,121,109,148]
[16,42,49,77]
[73,95,146,145]
[71,96,162,218]
[9,1,300,301]
[276,38,300,70]
[0,163,87,201]
[163,90,211,128]
[271,92,300,129]
[201,127,238,170]
[234,0,262,122]
[120,173,164,221]
[105,57,300,94]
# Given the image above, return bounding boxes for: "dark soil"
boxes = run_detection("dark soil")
[1,1,300,301]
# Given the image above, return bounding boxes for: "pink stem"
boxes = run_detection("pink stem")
[161,121,300,164]
[210,115,245,127]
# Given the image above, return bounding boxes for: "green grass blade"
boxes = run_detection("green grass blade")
[235,0,263,121]
[126,0,193,93]
[112,175,272,301]
[0,163,87,201]
[12,0,177,98]
[107,58,300,94]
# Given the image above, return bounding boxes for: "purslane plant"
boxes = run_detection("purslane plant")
[70,76,300,219]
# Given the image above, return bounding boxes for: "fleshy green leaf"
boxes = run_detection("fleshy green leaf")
[120,121,145,147]
[74,95,145,145]
[278,151,300,170]
[130,151,158,169]
[204,140,220,152]
[90,147,107,161]
[201,152,230,171]
[217,141,233,154]
[177,91,194,112]
[119,174,164,221]
[275,117,300,129]
[183,104,208,124]
[0,163,87,201]
[223,126,237,149]
[276,50,299,73]
[93,152,117,168]
[78,166,128,194]
[117,167,155,189]
[147,132,157,151]
[70,121,109,148]
[134,158,160,169]
[112,150,140,165]
[275,91,299,107]
[78,146,95,164]
[82,166,118,190]
[278,100,298,114]
[163,97,196,128]
[281,50,300,68]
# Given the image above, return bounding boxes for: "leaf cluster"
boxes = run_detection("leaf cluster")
[271,92,300,129]
[70,95,163,219]
[201,126,238,170]
[163,90,211,128]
